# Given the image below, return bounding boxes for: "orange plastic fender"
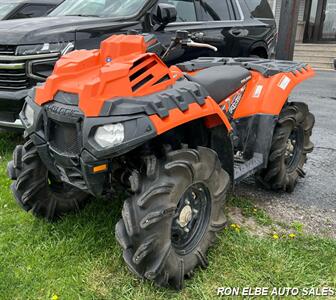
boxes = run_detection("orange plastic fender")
[232,66,315,119]
[149,96,232,135]
[34,35,178,117]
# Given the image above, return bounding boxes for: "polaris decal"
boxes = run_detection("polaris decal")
[44,103,81,118]
[229,85,246,115]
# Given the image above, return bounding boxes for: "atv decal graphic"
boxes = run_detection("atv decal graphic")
[44,103,81,118]
[278,75,291,90]
[253,85,263,98]
[241,75,252,84]
[229,85,246,115]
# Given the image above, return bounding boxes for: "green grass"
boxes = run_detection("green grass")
[0,132,335,300]
[228,196,273,226]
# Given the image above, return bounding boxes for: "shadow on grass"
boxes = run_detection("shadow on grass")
[0,130,24,157]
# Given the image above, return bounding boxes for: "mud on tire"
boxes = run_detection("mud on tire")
[115,147,230,289]
[258,102,315,192]
[7,139,89,221]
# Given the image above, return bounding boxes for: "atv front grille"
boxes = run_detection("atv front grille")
[49,120,81,155]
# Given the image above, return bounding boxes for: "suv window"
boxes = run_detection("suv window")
[50,0,146,18]
[245,0,274,19]
[200,0,234,21]
[159,0,197,22]
[11,4,54,19]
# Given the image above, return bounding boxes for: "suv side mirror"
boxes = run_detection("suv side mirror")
[154,3,177,30]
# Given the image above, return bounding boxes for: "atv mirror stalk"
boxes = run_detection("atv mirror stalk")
[154,3,177,31]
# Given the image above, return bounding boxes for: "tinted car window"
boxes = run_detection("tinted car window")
[11,4,55,19]
[245,0,274,19]
[50,0,146,18]
[200,0,233,21]
[159,0,197,22]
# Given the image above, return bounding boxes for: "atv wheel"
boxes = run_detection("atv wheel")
[7,139,89,221]
[258,102,315,192]
[115,147,230,289]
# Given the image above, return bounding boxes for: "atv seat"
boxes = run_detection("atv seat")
[189,65,251,103]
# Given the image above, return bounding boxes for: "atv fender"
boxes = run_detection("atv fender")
[149,96,232,134]
[149,96,234,182]
[233,67,314,119]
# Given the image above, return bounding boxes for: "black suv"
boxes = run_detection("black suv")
[0,0,64,21]
[0,0,276,129]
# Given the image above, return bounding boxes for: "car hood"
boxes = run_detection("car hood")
[0,16,139,45]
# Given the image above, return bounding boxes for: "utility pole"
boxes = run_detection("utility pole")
[275,0,300,60]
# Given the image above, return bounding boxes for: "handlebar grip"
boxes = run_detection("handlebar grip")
[190,32,224,44]
[201,36,224,43]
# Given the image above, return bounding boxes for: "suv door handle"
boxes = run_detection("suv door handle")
[230,29,244,36]
[230,28,249,37]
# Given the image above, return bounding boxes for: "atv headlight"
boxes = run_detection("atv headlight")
[23,103,35,127]
[16,42,74,56]
[94,123,125,148]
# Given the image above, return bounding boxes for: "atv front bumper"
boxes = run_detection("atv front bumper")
[22,96,156,196]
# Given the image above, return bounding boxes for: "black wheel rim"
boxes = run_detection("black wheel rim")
[285,126,304,172]
[171,182,211,255]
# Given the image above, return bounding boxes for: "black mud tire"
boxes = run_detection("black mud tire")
[7,139,90,221]
[258,102,315,192]
[115,147,230,290]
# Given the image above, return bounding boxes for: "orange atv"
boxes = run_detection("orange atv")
[7,31,315,290]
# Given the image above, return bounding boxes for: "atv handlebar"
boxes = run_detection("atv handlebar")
[190,32,224,44]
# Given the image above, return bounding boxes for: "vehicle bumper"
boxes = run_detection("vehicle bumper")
[0,89,29,129]
[0,119,23,129]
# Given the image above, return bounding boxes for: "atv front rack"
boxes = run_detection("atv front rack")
[176,57,310,77]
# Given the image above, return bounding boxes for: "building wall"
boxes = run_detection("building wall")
[269,0,307,42]
[269,0,306,23]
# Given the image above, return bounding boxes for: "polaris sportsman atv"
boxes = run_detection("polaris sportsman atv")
[7,31,315,290]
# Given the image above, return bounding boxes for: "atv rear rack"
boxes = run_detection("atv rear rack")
[177,57,310,77]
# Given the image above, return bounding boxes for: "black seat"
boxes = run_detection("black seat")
[189,65,251,103]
